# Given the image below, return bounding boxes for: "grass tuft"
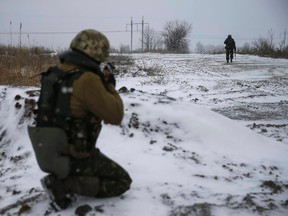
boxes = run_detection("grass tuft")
[0,45,58,86]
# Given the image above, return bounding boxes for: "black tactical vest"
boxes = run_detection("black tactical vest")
[36,66,84,129]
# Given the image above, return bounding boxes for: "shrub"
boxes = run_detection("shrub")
[0,45,58,86]
[0,45,135,86]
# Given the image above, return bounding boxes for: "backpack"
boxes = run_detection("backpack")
[225,38,235,50]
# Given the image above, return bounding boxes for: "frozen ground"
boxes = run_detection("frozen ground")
[0,53,287,216]
[121,53,288,145]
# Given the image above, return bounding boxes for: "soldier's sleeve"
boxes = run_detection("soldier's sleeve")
[82,73,124,125]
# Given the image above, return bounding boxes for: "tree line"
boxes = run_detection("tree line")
[195,29,288,58]
[2,19,286,59]
[112,20,192,54]
[119,20,287,59]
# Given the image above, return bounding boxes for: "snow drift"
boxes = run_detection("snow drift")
[0,54,288,216]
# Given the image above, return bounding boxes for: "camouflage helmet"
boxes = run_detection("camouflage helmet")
[70,29,110,62]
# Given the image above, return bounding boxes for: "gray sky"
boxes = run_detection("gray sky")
[1,0,287,51]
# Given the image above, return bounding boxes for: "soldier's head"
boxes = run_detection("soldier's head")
[228,34,232,38]
[70,29,110,63]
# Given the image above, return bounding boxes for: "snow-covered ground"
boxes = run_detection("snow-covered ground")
[0,54,287,216]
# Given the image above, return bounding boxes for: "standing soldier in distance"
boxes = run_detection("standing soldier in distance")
[224,34,236,63]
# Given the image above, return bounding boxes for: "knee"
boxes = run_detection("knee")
[123,174,133,190]
[119,178,132,195]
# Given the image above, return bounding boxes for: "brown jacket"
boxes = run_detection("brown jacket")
[58,63,123,158]
[58,63,123,124]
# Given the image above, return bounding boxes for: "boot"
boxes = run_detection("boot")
[41,175,73,210]
[63,176,100,197]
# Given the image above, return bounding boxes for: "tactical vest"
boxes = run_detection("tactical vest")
[36,66,82,128]
[29,66,86,178]
[36,66,102,151]
[28,49,108,176]
[28,66,102,178]
[225,38,235,50]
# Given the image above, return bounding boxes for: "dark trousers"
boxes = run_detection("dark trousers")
[226,49,234,62]
[67,148,132,198]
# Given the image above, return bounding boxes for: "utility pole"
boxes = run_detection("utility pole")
[126,17,149,52]
[10,21,12,47]
[131,17,133,52]
[284,29,286,48]
[280,29,286,51]
[19,22,22,48]
[126,17,133,52]
[142,17,144,51]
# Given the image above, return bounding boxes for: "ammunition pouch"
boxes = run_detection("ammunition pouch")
[27,126,70,178]
[67,117,102,159]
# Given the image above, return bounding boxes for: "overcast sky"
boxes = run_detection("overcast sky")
[0,0,287,51]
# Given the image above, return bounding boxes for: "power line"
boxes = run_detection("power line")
[0,30,128,35]
[1,31,284,40]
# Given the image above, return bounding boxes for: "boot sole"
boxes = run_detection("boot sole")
[41,177,56,201]
[41,176,74,210]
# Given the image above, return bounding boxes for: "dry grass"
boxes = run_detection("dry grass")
[0,45,134,86]
[0,46,58,86]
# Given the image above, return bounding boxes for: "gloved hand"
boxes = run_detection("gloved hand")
[103,62,116,87]
[106,73,116,87]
